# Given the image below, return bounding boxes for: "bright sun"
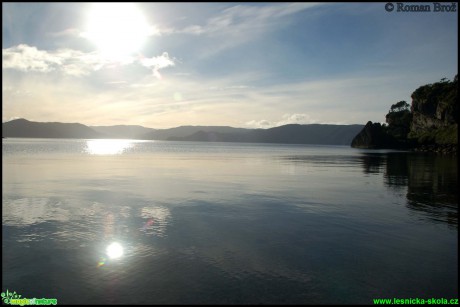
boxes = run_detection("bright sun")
[83,3,150,60]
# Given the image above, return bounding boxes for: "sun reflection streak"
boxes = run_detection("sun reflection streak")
[85,139,133,155]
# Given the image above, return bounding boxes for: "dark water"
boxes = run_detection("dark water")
[2,138,458,304]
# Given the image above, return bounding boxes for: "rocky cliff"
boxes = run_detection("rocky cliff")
[351,76,458,153]
[409,76,458,146]
[350,121,398,149]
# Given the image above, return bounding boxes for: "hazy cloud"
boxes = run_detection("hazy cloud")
[180,3,321,36]
[48,28,81,38]
[208,85,251,91]
[181,25,206,35]
[169,3,325,58]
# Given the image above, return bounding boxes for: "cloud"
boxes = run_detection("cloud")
[139,52,175,79]
[245,113,318,129]
[2,44,62,73]
[2,44,106,76]
[245,119,273,128]
[3,44,176,78]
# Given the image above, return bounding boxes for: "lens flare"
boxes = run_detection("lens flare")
[97,257,106,267]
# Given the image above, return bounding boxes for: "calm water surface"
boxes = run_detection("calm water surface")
[2,138,458,304]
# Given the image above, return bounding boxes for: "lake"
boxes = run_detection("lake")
[2,138,458,304]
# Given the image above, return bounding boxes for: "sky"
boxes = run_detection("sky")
[2,2,458,129]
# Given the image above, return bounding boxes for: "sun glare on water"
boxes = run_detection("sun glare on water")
[85,139,133,155]
[106,242,124,259]
[83,3,151,60]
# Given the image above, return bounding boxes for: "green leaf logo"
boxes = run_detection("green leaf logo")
[1,290,21,304]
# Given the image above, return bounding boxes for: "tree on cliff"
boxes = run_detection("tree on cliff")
[389,101,410,113]
[385,100,412,141]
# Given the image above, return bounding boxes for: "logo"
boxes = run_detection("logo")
[1,290,57,306]
[385,2,394,12]
[385,2,457,12]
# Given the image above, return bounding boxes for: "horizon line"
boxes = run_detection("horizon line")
[2,117,365,130]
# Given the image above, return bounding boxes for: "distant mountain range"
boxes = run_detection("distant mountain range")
[2,118,364,146]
